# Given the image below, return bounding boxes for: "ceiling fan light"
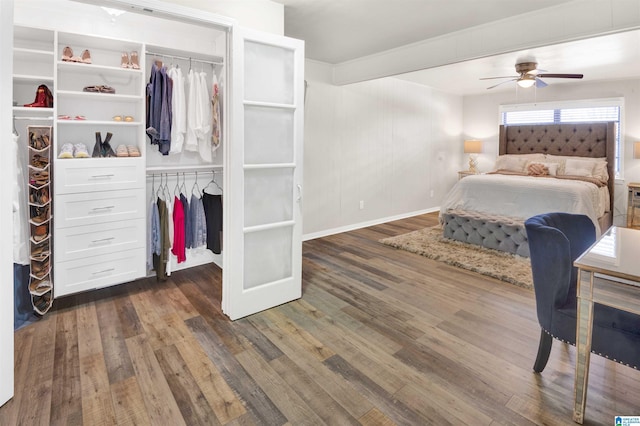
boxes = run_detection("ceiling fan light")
[517,74,536,88]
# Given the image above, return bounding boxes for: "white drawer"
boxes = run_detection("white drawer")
[54,158,144,194]
[54,218,145,262]
[54,189,144,228]
[54,248,145,297]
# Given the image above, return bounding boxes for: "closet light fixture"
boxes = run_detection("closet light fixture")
[101,7,126,22]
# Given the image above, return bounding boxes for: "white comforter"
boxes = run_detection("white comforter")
[439,174,607,234]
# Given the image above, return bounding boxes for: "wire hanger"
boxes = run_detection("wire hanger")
[12,116,18,136]
[150,174,156,202]
[180,172,187,195]
[173,172,180,198]
[204,171,223,194]
[192,171,202,197]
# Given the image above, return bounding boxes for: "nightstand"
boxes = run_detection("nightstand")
[458,171,477,180]
[627,182,640,228]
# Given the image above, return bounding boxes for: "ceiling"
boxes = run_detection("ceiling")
[272,0,640,95]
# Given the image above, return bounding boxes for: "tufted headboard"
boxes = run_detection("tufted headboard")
[498,122,615,212]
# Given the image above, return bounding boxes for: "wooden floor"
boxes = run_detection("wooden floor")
[2,213,639,425]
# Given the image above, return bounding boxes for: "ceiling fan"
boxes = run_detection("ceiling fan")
[480,61,583,90]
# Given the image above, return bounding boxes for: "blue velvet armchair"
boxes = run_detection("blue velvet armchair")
[524,213,640,373]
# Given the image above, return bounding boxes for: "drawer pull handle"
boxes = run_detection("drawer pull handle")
[91,206,115,211]
[91,237,115,243]
[91,174,115,178]
[91,268,115,275]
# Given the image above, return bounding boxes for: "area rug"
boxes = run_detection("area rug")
[379,226,533,289]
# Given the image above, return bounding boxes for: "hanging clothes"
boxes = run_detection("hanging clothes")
[196,71,212,162]
[211,73,221,151]
[171,195,186,263]
[147,198,160,271]
[190,193,207,248]
[153,197,171,281]
[181,193,192,249]
[146,62,173,155]
[202,192,223,254]
[184,68,199,153]
[168,66,186,154]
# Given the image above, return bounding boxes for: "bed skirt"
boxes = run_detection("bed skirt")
[441,209,530,258]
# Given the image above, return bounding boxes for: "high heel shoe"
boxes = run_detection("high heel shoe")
[61,46,74,62]
[121,52,130,68]
[129,51,140,69]
[81,49,92,64]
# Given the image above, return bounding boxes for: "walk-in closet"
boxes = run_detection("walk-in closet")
[10,0,305,326]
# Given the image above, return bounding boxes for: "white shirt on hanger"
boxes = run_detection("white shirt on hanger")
[168,66,186,154]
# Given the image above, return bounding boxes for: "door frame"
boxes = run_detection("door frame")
[0,0,15,408]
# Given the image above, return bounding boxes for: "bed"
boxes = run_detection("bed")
[440,122,615,257]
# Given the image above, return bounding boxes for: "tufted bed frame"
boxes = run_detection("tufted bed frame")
[442,122,615,257]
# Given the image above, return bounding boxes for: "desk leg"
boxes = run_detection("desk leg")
[573,270,594,424]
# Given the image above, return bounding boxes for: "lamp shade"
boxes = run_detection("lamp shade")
[464,140,482,154]
[635,142,640,159]
[517,74,536,88]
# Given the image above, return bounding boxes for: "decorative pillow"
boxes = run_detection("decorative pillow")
[527,161,559,176]
[527,163,549,176]
[564,158,595,177]
[545,155,608,183]
[494,154,545,173]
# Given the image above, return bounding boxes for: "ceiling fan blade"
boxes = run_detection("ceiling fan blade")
[537,73,583,79]
[479,76,518,80]
[535,78,548,88]
[486,78,517,90]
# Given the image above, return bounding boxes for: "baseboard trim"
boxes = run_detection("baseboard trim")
[302,207,440,241]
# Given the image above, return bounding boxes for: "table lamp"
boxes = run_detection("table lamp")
[464,139,482,173]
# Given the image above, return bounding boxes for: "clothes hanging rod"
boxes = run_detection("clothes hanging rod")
[146,167,222,175]
[145,51,223,66]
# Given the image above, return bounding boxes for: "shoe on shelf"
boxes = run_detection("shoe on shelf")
[124,115,134,122]
[130,51,140,69]
[30,205,50,224]
[81,49,91,64]
[127,145,141,157]
[32,223,49,242]
[116,145,129,157]
[121,52,130,68]
[74,143,89,158]
[61,46,74,61]
[24,84,53,108]
[59,143,74,159]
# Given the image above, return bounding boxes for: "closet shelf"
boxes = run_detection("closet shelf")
[57,60,144,74]
[57,119,142,126]
[13,47,54,57]
[56,90,142,102]
[13,74,54,83]
[13,106,54,116]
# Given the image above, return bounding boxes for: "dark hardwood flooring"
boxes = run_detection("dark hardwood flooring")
[1,212,639,425]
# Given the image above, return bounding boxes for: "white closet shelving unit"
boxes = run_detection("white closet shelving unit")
[12,0,304,321]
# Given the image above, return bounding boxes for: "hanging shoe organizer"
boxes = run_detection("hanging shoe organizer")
[27,125,53,315]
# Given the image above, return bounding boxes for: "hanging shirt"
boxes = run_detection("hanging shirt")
[190,193,207,248]
[202,191,223,254]
[168,66,186,154]
[184,69,199,153]
[197,71,212,162]
[181,194,192,249]
[153,198,170,281]
[147,198,160,271]
[171,195,186,263]
[211,73,221,151]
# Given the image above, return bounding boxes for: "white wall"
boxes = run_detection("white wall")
[463,78,640,226]
[159,0,284,35]
[303,60,463,238]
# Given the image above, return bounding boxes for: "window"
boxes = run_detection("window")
[500,98,623,175]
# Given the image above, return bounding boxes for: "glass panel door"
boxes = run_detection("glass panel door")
[223,27,304,320]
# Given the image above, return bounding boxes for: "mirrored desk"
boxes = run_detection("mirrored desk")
[573,226,640,423]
